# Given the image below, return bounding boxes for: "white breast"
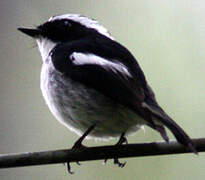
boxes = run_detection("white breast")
[40,60,145,141]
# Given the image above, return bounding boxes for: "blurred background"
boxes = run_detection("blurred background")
[0,0,205,179]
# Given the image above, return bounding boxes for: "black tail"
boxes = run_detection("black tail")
[143,100,197,154]
[153,112,197,154]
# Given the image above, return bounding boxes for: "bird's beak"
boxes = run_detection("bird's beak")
[18,27,42,38]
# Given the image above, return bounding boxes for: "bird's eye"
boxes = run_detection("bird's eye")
[63,20,71,27]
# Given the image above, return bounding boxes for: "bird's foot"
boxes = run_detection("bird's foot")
[114,158,126,168]
[67,124,96,174]
[104,132,127,167]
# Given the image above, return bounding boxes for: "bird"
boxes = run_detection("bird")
[18,14,197,171]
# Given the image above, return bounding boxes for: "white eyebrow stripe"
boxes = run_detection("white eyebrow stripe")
[70,52,131,77]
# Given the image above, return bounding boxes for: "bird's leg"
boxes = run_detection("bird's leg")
[72,124,96,149]
[67,124,96,174]
[116,132,128,146]
[104,132,127,167]
[113,132,127,167]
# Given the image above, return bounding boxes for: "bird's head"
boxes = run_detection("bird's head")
[18,14,113,61]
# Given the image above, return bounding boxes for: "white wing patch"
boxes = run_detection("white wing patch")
[70,52,131,78]
[49,14,114,40]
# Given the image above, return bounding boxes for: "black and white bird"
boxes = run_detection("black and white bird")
[18,14,196,168]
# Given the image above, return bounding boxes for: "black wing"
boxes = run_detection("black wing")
[50,37,196,153]
[51,49,145,111]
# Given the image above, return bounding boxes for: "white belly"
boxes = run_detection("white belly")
[40,61,145,140]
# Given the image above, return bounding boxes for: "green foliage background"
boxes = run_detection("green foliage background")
[0,0,205,179]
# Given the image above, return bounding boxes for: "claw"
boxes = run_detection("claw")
[67,162,74,174]
[114,158,126,168]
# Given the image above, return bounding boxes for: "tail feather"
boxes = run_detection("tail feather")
[159,116,198,154]
[155,125,169,143]
[143,102,197,154]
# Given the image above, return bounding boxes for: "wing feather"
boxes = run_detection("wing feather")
[50,39,196,153]
[66,52,145,110]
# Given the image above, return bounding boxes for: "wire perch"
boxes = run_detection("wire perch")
[0,138,204,169]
